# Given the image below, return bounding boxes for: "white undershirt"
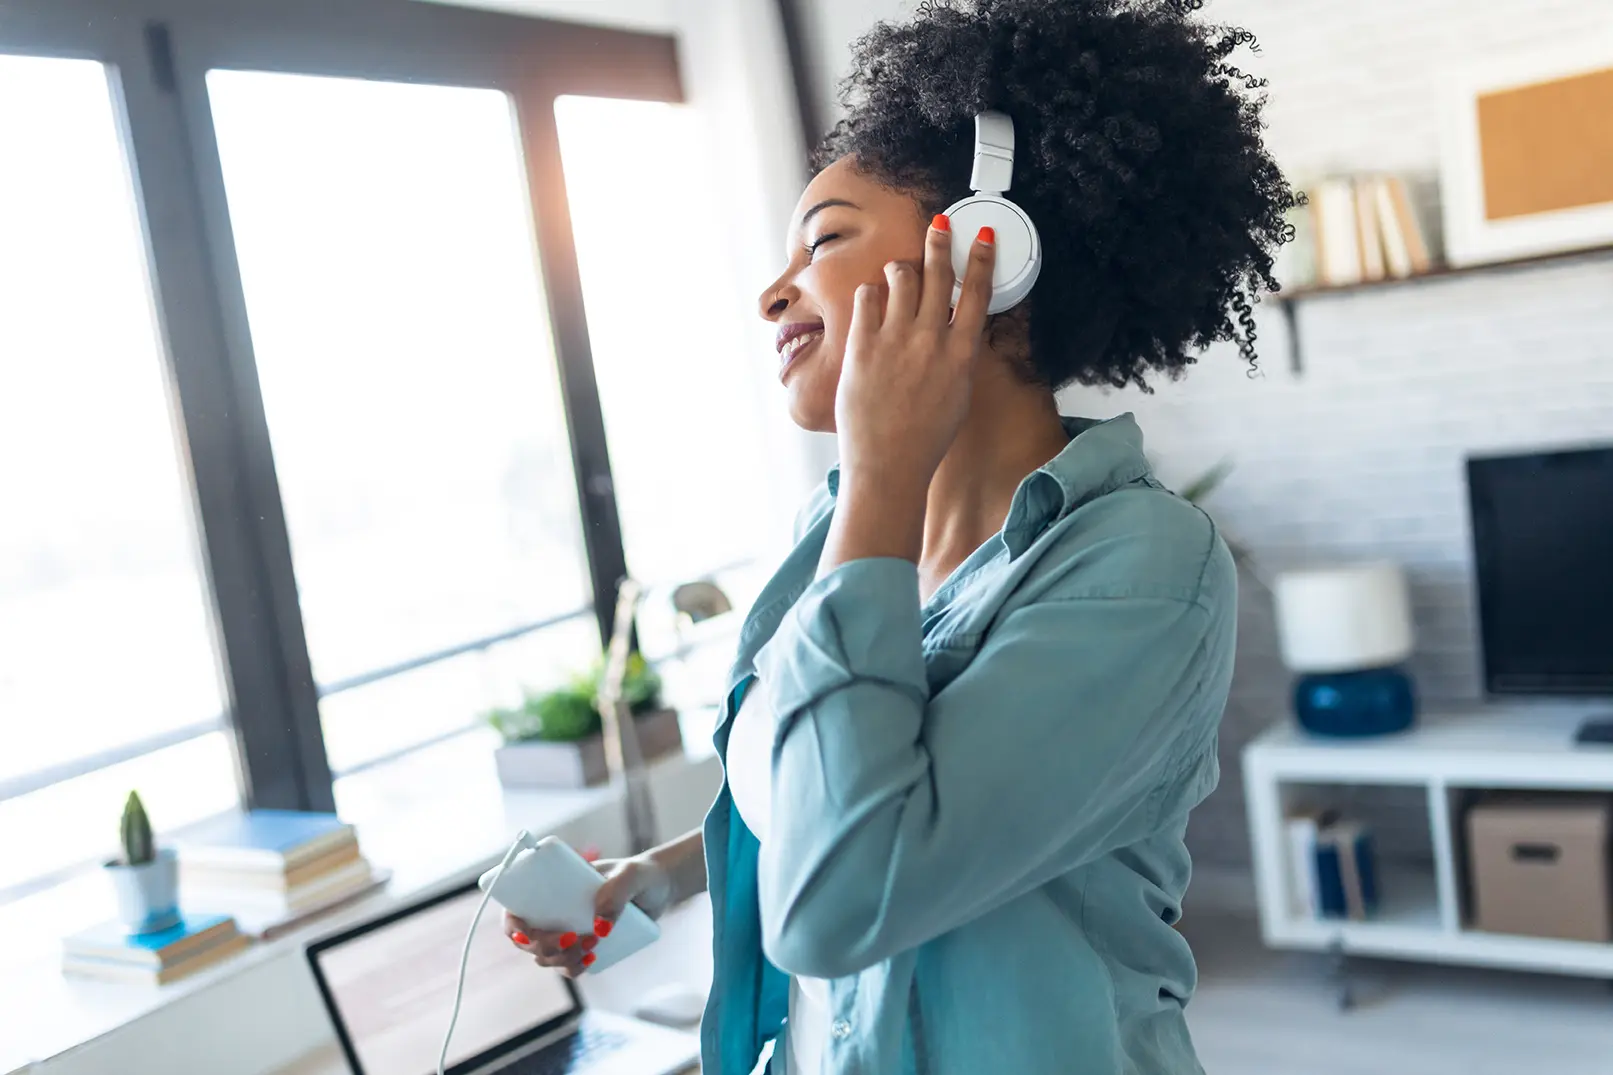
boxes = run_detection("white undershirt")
[727,683,829,1075]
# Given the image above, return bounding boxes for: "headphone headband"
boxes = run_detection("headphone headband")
[969,110,1016,196]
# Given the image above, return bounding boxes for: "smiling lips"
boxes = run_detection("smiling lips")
[775,321,824,370]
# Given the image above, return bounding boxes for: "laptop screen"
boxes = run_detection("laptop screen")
[310,884,578,1075]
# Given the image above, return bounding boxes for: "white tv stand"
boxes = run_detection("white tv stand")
[1243,705,1613,994]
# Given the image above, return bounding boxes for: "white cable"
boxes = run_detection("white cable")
[439,831,534,1075]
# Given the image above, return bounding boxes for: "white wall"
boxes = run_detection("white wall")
[796,0,1613,866]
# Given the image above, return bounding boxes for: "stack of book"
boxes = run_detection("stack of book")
[1285,809,1381,921]
[62,913,250,985]
[176,810,387,939]
[1281,174,1435,289]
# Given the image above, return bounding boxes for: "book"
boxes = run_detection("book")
[1373,177,1415,278]
[180,841,364,891]
[1354,177,1387,281]
[217,868,391,941]
[63,933,251,986]
[1383,176,1432,274]
[1315,821,1379,921]
[1284,808,1337,919]
[251,865,393,936]
[1312,179,1362,286]
[1274,198,1318,290]
[174,810,356,871]
[62,914,238,969]
[186,857,376,916]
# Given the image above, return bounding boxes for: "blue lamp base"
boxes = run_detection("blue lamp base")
[1294,666,1417,738]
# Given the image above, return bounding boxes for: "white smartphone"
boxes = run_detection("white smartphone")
[477,836,659,974]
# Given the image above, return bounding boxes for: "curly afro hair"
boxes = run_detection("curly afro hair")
[814,0,1299,391]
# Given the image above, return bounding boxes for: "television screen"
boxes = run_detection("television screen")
[1467,446,1613,696]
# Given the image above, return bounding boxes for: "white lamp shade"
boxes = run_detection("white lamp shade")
[1273,563,1415,673]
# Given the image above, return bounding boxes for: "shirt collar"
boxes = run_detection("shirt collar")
[824,412,1152,559]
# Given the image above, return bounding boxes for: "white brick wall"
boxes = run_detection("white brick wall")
[1057,0,1613,866]
[799,0,1613,866]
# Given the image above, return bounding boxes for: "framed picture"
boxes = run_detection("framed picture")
[1439,44,1613,267]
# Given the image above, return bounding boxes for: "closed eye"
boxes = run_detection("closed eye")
[805,233,841,258]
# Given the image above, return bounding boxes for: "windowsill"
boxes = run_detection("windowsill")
[0,711,721,1075]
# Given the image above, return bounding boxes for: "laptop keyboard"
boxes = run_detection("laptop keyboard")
[500,1026,632,1075]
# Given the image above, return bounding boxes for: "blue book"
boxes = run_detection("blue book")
[1315,822,1379,920]
[174,810,355,870]
[63,913,237,968]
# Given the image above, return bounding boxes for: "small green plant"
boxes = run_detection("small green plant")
[119,791,155,867]
[607,652,663,715]
[486,653,664,745]
[1178,458,1234,506]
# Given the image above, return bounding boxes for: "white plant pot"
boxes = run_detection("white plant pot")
[106,848,181,935]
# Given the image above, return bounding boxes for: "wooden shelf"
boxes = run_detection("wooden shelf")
[1273,241,1613,371]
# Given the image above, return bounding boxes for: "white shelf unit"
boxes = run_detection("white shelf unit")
[1244,706,1613,979]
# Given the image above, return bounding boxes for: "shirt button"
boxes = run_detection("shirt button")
[831,1019,853,1040]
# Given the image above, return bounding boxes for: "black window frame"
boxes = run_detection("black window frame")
[0,0,681,826]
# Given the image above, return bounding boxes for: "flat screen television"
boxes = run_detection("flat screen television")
[1467,445,1613,697]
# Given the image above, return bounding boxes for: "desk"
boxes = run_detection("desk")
[276,896,713,1074]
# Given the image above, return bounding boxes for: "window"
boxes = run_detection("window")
[0,0,695,905]
[207,72,595,772]
[0,55,236,893]
[556,96,775,587]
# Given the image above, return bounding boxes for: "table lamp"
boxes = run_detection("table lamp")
[1273,562,1418,737]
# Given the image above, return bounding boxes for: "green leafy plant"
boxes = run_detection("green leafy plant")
[119,791,155,867]
[485,653,664,745]
[1174,457,1271,594]
[1178,458,1234,506]
[605,652,663,715]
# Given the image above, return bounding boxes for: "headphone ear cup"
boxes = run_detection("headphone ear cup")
[943,194,1042,315]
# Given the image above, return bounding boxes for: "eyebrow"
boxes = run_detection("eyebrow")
[799,198,860,229]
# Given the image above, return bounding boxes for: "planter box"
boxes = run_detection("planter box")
[494,708,683,789]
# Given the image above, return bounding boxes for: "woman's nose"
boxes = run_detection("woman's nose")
[759,280,794,321]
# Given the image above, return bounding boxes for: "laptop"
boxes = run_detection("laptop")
[306,880,700,1075]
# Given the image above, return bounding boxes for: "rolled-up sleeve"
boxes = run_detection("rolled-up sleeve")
[750,556,1219,980]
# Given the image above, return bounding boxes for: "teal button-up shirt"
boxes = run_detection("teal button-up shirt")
[700,413,1236,1075]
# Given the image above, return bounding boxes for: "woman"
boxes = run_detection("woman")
[507,1,1295,1071]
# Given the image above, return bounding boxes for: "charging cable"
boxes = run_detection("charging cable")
[439,830,535,1075]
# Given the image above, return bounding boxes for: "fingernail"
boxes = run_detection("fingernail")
[931,213,950,232]
[581,935,599,951]
[582,952,597,967]
[511,931,530,947]
[594,917,613,938]
[582,846,601,863]
[558,932,577,950]
[977,226,995,245]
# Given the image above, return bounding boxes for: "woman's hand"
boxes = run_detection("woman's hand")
[837,218,996,487]
[826,216,996,564]
[504,854,674,978]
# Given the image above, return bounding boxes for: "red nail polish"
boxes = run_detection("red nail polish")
[931,213,950,233]
[977,225,995,245]
[594,917,613,938]
[558,932,577,950]
[581,935,599,950]
[511,931,530,946]
[582,952,597,967]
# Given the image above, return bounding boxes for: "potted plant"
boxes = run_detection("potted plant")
[487,653,683,789]
[105,791,181,934]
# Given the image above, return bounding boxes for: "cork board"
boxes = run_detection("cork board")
[1477,66,1613,221]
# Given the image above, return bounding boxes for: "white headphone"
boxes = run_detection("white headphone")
[946,111,1043,315]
